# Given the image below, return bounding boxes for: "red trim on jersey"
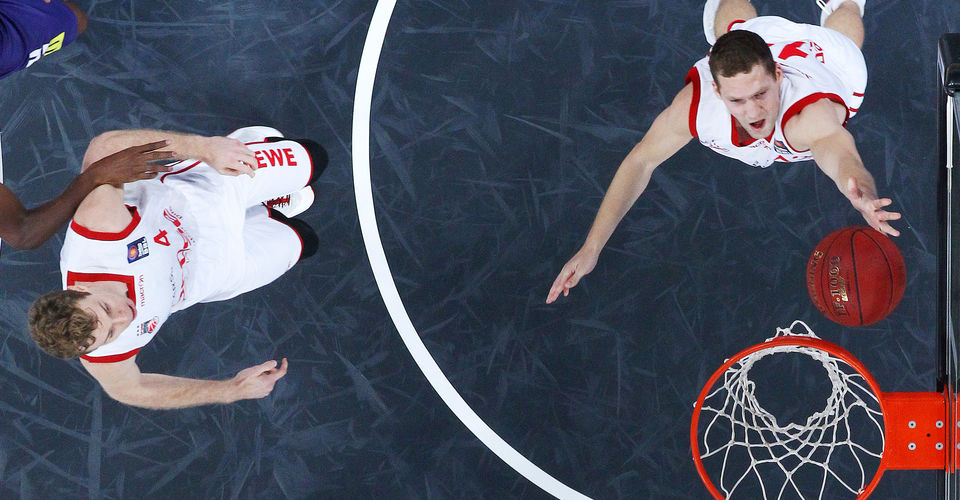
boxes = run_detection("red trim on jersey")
[685,67,701,138]
[160,160,201,183]
[82,349,140,363]
[66,272,140,363]
[66,272,136,302]
[70,206,140,241]
[727,20,745,33]
[853,91,864,97]
[848,107,859,113]
[780,92,848,152]
[243,139,314,187]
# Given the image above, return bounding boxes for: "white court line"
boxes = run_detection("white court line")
[351,2,590,498]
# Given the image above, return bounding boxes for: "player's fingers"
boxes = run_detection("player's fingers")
[234,160,255,178]
[545,288,559,304]
[547,269,574,302]
[142,150,175,162]
[874,198,893,208]
[258,359,279,372]
[133,140,169,153]
[138,171,160,180]
[883,211,902,221]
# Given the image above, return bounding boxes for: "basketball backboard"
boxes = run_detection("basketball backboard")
[938,32,960,500]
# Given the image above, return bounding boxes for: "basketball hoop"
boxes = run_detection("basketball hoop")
[691,320,951,499]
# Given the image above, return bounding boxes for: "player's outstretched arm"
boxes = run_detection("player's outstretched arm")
[81,356,289,409]
[546,84,694,304]
[789,99,901,237]
[84,129,257,177]
[0,142,172,249]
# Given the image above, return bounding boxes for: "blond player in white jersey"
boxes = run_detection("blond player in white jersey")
[27,126,327,409]
[546,0,892,304]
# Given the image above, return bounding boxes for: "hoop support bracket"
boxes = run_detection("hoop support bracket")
[883,392,947,470]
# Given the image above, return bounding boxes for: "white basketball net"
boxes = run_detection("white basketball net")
[696,320,885,499]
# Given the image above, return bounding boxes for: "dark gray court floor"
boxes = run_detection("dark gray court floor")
[0,0,957,498]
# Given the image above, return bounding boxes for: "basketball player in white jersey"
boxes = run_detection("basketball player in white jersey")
[27,126,327,409]
[547,0,891,304]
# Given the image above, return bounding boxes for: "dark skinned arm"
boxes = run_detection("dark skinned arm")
[0,141,173,249]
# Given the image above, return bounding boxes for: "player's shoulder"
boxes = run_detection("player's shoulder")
[783,96,848,146]
[73,185,131,233]
[658,82,696,135]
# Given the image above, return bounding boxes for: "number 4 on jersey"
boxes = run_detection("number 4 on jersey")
[154,230,170,246]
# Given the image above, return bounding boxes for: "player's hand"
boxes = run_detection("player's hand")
[231,358,288,400]
[84,140,175,186]
[204,136,258,177]
[546,248,599,304]
[845,177,901,237]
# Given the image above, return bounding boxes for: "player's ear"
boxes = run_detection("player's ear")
[712,81,720,97]
[67,285,86,292]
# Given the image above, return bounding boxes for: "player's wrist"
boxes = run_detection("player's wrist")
[183,135,216,163]
[581,240,603,257]
[75,167,106,192]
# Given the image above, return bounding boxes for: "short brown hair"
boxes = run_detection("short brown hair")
[708,29,776,85]
[28,290,96,359]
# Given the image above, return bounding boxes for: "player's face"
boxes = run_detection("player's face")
[71,287,137,352]
[714,64,783,140]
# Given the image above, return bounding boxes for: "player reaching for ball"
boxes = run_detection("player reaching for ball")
[546,0,897,304]
[27,126,327,409]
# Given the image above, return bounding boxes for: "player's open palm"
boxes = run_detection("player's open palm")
[845,177,901,237]
[205,136,258,177]
[546,248,599,304]
[233,358,288,400]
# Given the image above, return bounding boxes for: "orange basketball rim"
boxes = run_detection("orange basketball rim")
[690,321,953,499]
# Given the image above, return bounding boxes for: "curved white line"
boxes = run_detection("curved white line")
[351,2,590,499]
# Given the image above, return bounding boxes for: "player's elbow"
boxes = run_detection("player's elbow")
[97,379,157,409]
[101,386,156,409]
[0,223,40,250]
[10,234,43,250]
[82,131,126,171]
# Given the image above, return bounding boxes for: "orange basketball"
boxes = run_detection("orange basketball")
[806,226,906,326]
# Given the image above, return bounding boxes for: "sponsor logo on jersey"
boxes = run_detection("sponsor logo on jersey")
[127,237,150,263]
[253,147,299,169]
[163,207,193,304]
[25,32,66,69]
[773,139,790,155]
[136,316,160,337]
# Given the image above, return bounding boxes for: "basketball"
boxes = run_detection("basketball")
[806,226,906,326]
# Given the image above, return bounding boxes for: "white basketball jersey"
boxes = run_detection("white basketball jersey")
[62,134,314,363]
[686,21,861,168]
[62,193,200,363]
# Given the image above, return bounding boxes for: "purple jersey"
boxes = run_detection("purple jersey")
[0,0,79,78]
